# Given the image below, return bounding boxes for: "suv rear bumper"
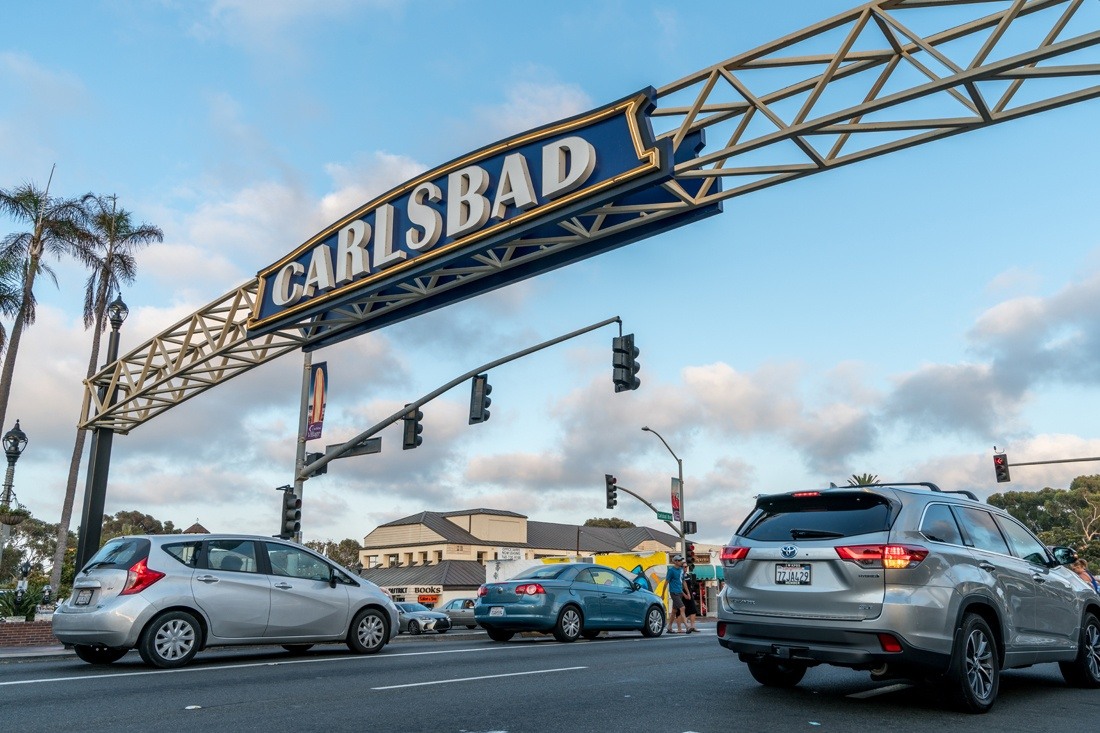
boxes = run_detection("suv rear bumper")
[717,618,950,675]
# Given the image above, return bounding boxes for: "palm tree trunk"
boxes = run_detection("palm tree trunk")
[50,281,108,590]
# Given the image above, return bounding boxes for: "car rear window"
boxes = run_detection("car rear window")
[514,565,572,580]
[738,492,893,541]
[84,538,150,569]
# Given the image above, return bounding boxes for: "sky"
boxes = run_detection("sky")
[2,1,1100,550]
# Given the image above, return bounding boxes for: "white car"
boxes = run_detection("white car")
[53,534,400,668]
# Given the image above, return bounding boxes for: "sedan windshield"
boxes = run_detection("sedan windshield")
[398,602,431,613]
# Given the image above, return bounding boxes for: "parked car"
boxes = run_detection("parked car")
[716,482,1100,713]
[440,597,478,629]
[395,601,452,634]
[475,562,666,642]
[53,534,400,668]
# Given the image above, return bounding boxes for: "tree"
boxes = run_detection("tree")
[304,538,364,570]
[99,510,181,544]
[0,175,95,433]
[0,254,23,356]
[847,473,879,486]
[50,195,162,591]
[988,477,1100,566]
[583,518,637,528]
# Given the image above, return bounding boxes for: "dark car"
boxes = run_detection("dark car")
[395,601,452,634]
[475,562,666,642]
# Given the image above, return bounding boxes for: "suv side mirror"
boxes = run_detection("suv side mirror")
[1051,546,1079,566]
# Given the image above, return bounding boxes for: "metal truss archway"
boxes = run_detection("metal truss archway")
[82,0,1100,434]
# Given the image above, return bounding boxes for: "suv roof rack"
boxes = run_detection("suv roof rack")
[842,482,980,501]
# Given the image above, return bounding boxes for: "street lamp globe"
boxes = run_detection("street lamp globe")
[3,419,28,462]
[107,294,129,330]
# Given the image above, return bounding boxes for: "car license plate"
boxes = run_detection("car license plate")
[489,606,504,616]
[75,589,93,606]
[775,563,811,585]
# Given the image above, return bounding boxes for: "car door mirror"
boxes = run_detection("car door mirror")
[1051,546,1079,566]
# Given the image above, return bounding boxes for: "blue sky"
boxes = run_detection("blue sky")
[2,1,1100,549]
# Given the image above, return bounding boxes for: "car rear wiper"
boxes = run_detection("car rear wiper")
[789,528,846,539]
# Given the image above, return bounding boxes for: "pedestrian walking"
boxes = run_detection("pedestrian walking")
[683,565,700,633]
[667,553,687,633]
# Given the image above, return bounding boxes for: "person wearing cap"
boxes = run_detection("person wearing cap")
[667,553,687,633]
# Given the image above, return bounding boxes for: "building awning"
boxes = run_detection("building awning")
[691,564,723,580]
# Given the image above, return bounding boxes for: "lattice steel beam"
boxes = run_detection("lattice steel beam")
[82,0,1100,432]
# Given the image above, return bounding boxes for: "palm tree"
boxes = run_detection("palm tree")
[0,254,24,355]
[847,473,879,486]
[0,175,95,433]
[50,194,163,590]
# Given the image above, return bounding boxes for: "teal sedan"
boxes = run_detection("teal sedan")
[475,562,666,642]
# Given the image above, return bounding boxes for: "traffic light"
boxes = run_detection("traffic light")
[685,542,696,565]
[469,373,492,424]
[605,474,618,509]
[994,453,1011,483]
[402,404,424,449]
[304,451,327,476]
[612,333,641,392]
[278,488,302,539]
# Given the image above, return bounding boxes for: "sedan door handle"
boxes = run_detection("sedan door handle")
[1032,574,1047,584]
[274,582,293,589]
[196,575,219,583]
[978,562,996,572]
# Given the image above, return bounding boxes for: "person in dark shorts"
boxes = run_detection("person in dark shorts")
[667,554,687,633]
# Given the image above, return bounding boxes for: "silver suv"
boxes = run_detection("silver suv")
[53,534,399,668]
[716,483,1100,713]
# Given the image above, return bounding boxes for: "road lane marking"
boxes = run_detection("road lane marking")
[371,666,587,690]
[0,644,528,687]
[847,682,913,698]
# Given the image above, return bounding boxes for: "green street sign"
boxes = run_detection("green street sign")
[656,511,673,521]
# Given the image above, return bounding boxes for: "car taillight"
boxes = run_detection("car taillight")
[514,583,546,596]
[478,585,488,596]
[791,491,821,498]
[878,633,903,653]
[721,546,749,562]
[119,558,165,595]
[835,544,928,569]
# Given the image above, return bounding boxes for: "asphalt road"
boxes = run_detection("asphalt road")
[2,627,1098,733]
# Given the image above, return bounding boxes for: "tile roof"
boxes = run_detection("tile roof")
[358,560,486,589]
[365,509,679,552]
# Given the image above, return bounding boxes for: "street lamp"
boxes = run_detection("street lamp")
[642,425,684,552]
[75,294,129,573]
[0,419,29,574]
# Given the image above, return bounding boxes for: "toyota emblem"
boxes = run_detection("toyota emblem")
[781,545,797,558]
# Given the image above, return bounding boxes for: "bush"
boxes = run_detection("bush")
[0,585,45,621]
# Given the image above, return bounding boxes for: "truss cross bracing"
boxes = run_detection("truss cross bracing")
[82,0,1100,433]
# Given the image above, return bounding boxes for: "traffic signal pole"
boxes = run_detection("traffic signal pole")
[606,479,685,551]
[297,315,625,482]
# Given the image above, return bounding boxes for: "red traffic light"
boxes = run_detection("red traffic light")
[993,453,1010,483]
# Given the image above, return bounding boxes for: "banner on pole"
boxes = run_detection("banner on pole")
[306,362,328,440]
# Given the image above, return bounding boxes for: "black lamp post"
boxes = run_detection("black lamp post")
[75,294,129,573]
[0,419,28,574]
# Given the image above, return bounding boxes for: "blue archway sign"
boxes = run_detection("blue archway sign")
[247,87,720,348]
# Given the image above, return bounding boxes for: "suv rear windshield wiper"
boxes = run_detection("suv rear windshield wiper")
[789,528,846,539]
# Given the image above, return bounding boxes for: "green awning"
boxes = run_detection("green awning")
[690,564,723,580]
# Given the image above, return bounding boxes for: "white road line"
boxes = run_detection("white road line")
[0,644,523,687]
[847,682,913,699]
[371,666,587,690]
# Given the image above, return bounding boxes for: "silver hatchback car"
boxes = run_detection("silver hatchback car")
[53,534,399,668]
[717,483,1100,713]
